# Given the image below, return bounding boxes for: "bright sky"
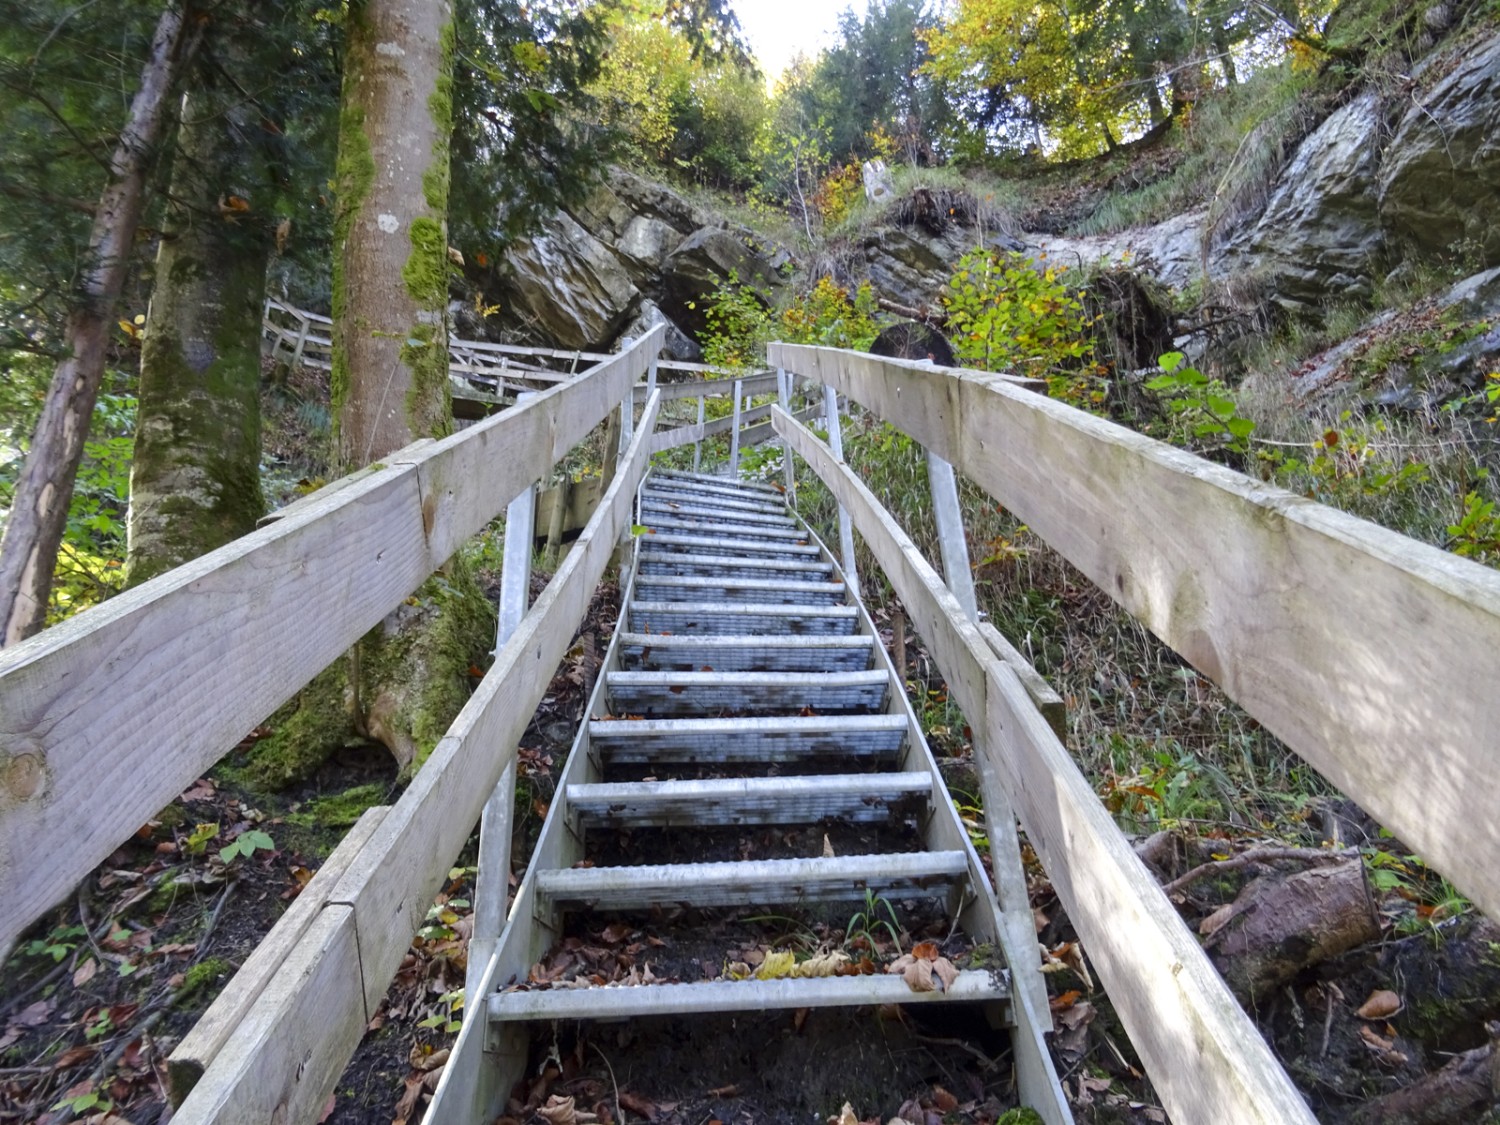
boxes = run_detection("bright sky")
[736,0,852,87]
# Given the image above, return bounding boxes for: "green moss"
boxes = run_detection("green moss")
[286,783,388,830]
[245,661,357,789]
[178,957,230,1002]
[424,19,456,214]
[402,218,448,307]
[997,1111,1044,1125]
[399,321,453,441]
[330,46,377,450]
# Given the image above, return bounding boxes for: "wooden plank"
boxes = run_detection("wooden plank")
[175,394,666,1124]
[740,403,820,448]
[0,463,431,960]
[770,343,1500,923]
[534,477,604,542]
[978,622,1066,742]
[171,906,367,1125]
[406,325,663,564]
[634,371,779,403]
[0,331,664,958]
[774,407,1317,1125]
[166,807,388,1105]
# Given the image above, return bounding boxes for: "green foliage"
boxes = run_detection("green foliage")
[844,889,903,951]
[23,923,86,963]
[588,13,766,190]
[1145,351,1256,455]
[696,271,773,370]
[943,249,1096,378]
[1447,492,1500,564]
[778,277,880,351]
[219,828,276,865]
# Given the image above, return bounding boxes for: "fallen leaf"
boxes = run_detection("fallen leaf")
[601,922,632,944]
[1356,989,1402,1020]
[822,834,835,858]
[932,1086,958,1112]
[538,1094,597,1124]
[930,957,959,991]
[73,958,99,987]
[902,957,936,993]
[831,1102,859,1125]
[53,1044,98,1069]
[911,941,940,961]
[17,999,54,1026]
[617,1090,658,1120]
[181,779,217,802]
[708,1084,742,1098]
[1050,989,1084,1012]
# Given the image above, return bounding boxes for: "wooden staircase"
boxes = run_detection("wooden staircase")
[428,466,1050,1121]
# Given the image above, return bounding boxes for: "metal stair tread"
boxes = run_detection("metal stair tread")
[641,499,796,526]
[617,633,874,673]
[536,851,970,909]
[637,533,822,557]
[642,516,808,541]
[652,469,781,495]
[607,670,886,689]
[633,575,847,599]
[636,551,834,579]
[640,488,786,515]
[488,970,1007,1022]
[566,773,930,826]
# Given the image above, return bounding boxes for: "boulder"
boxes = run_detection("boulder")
[1380,31,1500,265]
[660,226,788,335]
[860,226,970,309]
[615,215,683,276]
[1026,210,1206,293]
[497,211,639,349]
[1238,93,1386,310]
[618,298,703,363]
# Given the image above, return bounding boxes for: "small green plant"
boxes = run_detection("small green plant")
[219,828,275,865]
[182,821,220,857]
[778,277,879,350]
[51,1088,112,1116]
[23,923,86,963]
[944,250,1097,379]
[844,889,903,952]
[83,1008,114,1042]
[695,270,773,370]
[1447,491,1500,563]
[418,987,465,1034]
[1145,352,1256,455]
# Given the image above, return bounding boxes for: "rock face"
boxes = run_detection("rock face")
[492,169,791,356]
[1380,32,1500,263]
[1236,93,1386,310]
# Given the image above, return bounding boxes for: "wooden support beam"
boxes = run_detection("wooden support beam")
[773,406,1317,1125]
[170,394,664,1125]
[0,328,664,958]
[768,342,1500,924]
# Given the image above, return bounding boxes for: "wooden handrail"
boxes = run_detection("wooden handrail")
[171,391,664,1123]
[774,405,1318,1125]
[769,342,1500,924]
[0,327,665,959]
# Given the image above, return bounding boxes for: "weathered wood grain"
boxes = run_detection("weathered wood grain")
[171,395,663,1122]
[775,407,1317,1125]
[769,342,1500,923]
[0,332,664,958]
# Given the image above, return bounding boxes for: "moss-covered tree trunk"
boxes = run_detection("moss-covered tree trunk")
[332,0,454,472]
[249,0,495,789]
[126,69,270,586]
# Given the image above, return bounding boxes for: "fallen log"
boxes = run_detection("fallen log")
[1350,1023,1500,1125]
[1201,855,1380,1001]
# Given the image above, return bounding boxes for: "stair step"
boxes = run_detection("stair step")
[641,487,786,516]
[630,601,859,636]
[637,551,834,581]
[641,516,808,542]
[636,533,821,560]
[636,501,792,528]
[606,670,889,716]
[536,851,970,911]
[653,469,781,496]
[567,773,931,827]
[589,714,909,764]
[633,575,846,606]
[618,633,875,673]
[488,970,1007,1023]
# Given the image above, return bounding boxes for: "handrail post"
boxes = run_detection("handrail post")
[776,368,795,505]
[729,378,743,476]
[692,395,705,473]
[822,384,859,599]
[468,473,536,998]
[618,336,635,452]
[926,453,976,620]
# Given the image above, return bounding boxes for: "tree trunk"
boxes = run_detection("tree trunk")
[126,69,270,586]
[0,3,198,646]
[332,0,456,472]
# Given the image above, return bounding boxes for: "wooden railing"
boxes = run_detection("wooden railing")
[768,341,1500,1125]
[12,327,1496,1125]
